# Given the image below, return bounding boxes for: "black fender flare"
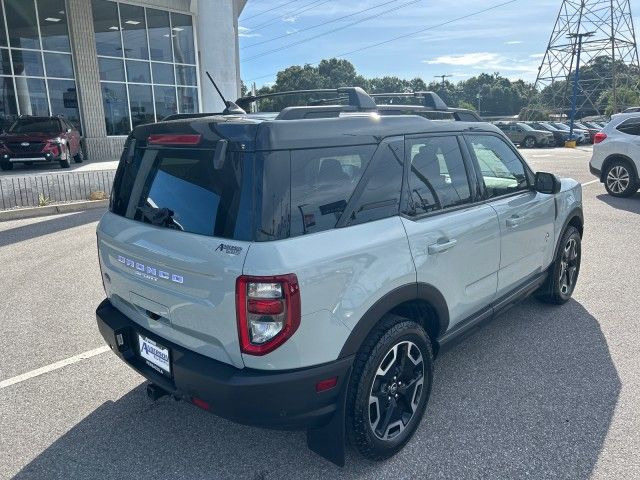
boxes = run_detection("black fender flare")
[553,207,583,260]
[338,283,449,358]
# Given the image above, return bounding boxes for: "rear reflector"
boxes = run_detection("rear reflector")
[148,134,202,145]
[316,377,338,393]
[594,132,607,144]
[191,397,210,410]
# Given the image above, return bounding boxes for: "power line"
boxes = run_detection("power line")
[245,0,520,83]
[242,0,422,62]
[245,0,334,32]
[241,0,300,23]
[242,0,403,50]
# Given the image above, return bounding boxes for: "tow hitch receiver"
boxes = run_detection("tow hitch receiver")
[146,383,169,401]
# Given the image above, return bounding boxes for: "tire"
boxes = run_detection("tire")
[604,159,638,197]
[523,136,536,148]
[59,147,70,168]
[537,226,581,305]
[73,148,84,163]
[0,161,12,171]
[346,316,434,461]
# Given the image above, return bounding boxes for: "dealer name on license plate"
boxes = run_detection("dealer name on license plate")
[138,334,171,375]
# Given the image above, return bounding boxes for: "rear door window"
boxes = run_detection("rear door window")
[111,146,253,240]
[289,145,375,237]
[616,117,640,136]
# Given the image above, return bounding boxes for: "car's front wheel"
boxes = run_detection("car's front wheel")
[523,136,536,148]
[537,225,581,304]
[346,316,433,460]
[604,160,638,197]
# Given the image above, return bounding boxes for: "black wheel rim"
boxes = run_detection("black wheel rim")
[368,341,425,441]
[559,237,579,296]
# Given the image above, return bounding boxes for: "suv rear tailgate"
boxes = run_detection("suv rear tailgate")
[98,212,249,368]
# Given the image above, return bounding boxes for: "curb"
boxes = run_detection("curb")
[0,199,109,222]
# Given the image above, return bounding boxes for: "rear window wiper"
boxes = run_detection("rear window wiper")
[137,205,183,231]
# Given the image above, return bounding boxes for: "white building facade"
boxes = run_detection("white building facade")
[0,0,246,160]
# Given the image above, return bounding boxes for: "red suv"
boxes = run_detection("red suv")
[0,116,85,171]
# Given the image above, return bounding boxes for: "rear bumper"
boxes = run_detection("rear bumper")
[96,299,353,430]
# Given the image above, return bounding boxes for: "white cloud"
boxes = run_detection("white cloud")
[238,26,260,38]
[530,53,545,58]
[423,52,500,66]
[286,28,298,35]
[282,15,298,23]
[505,40,524,44]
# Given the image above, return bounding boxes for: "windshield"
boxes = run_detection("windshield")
[517,123,534,131]
[8,118,60,134]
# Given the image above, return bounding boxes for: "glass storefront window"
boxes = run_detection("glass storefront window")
[129,84,154,128]
[120,4,148,60]
[102,82,129,135]
[0,0,80,132]
[38,0,71,53]
[44,53,74,79]
[147,9,172,62]
[5,0,40,50]
[93,1,200,135]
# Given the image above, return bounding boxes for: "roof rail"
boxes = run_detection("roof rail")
[371,91,449,111]
[235,87,377,111]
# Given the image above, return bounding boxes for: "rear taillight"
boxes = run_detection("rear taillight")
[147,134,202,145]
[236,274,301,355]
[594,132,607,144]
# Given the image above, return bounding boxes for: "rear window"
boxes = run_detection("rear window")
[111,145,253,240]
[9,118,60,133]
[112,141,390,241]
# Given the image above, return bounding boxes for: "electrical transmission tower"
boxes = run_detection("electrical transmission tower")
[533,0,639,116]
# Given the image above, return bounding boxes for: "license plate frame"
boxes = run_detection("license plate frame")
[137,333,171,377]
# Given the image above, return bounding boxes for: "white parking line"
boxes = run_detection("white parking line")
[582,179,599,187]
[0,346,110,390]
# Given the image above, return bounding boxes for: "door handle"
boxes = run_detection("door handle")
[506,215,521,228]
[428,239,457,254]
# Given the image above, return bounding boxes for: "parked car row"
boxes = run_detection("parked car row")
[494,120,608,147]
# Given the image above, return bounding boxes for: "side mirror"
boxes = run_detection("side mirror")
[66,128,72,133]
[535,171,561,194]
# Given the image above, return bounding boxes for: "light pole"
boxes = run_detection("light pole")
[567,31,595,141]
[476,92,482,115]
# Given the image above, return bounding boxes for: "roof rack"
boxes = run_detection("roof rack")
[235,87,377,119]
[371,91,449,111]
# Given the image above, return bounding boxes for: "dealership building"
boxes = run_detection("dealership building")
[0,0,246,160]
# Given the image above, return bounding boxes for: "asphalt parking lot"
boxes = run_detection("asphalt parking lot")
[1,146,639,479]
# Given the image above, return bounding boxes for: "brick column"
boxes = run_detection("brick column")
[67,0,111,159]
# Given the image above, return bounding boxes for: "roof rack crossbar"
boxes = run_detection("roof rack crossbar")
[235,87,377,111]
[371,91,449,111]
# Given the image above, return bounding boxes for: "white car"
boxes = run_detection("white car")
[590,113,640,197]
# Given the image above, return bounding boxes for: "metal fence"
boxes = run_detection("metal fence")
[0,169,116,210]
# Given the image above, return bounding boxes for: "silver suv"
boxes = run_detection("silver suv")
[95,89,584,465]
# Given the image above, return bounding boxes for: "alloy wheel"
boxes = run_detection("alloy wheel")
[368,341,425,441]
[606,165,630,194]
[559,237,579,295]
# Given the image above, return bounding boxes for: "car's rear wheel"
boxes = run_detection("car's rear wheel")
[73,143,84,163]
[0,161,12,171]
[604,160,638,197]
[346,316,433,460]
[523,136,536,148]
[537,225,581,304]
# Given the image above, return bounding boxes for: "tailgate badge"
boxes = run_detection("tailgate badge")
[117,255,184,284]
[215,243,243,255]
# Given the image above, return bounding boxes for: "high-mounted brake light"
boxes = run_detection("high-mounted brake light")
[594,132,607,144]
[236,274,301,356]
[147,134,202,145]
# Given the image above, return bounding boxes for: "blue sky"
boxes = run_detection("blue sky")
[238,0,640,87]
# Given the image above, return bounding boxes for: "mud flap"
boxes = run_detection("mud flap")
[306,369,350,467]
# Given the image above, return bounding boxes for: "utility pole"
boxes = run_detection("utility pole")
[434,74,452,89]
[476,92,482,115]
[568,31,595,140]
